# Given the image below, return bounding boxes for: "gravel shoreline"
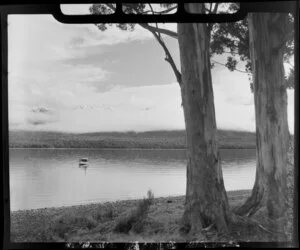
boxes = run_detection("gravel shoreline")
[11,189,251,215]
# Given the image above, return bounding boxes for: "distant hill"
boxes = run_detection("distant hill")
[9,130,256,149]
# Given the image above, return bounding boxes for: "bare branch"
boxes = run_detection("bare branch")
[104,3,178,39]
[205,7,211,13]
[207,3,219,33]
[143,25,178,39]
[141,5,177,14]
[216,50,239,56]
[205,3,214,14]
[209,3,213,12]
[96,4,181,84]
[106,3,117,11]
[141,23,182,85]
[212,3,219,14]
[148,4,160,38]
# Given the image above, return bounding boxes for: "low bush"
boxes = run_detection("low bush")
[50,214,98,239]
[114,190,154,234]
[105,204,115,220]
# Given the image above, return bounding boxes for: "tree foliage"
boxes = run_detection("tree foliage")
[210,3,295,90]
[89,3,177,32]
[90,3,294,90]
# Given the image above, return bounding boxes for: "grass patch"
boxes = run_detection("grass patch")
[11,190,294,243]
[49,214,98,240]
[114,190,154,234]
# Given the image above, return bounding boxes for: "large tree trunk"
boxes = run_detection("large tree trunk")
[235,13,290,219]
[178,3,231,235]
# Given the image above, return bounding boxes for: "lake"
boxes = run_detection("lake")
[9,148,256,211]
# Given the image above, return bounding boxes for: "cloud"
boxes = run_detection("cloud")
[8,80,294,134]
[27,119,56,126]
[9,104,60,129]
[31,107,54,114]
[8,15,294,134]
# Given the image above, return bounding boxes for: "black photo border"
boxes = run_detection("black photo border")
[1,1,298,249]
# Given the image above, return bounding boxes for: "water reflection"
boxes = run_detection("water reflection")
[79,165,88,176]
[9,148,256,211]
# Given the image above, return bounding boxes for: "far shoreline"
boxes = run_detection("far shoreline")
[9,130,257,149]
[9,146,256,150]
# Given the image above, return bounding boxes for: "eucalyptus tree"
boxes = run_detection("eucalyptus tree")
[235,13,292,218]
[90,3,231,234]
[210,4,294,218]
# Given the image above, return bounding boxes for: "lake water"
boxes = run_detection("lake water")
[9,148,256,211]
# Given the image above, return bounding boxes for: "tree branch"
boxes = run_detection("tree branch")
[207,3,219,33]
[97,3,181,84]
[148,4,160,38]
[212,3,219,14]
[106,3,117,11]
[211,59,248,73]
[105,3,178,39]
[141,23,182,85]
[209,3,213,13]
[143,25,178,39]
[141,5,177,14]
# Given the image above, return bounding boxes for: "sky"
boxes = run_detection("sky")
[7,5,295,134]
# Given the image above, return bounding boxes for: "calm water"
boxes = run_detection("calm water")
[9,148,256,211]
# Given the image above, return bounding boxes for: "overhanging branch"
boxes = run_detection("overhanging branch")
[105,3,178,39]
[207,3,219,33]
[144,25,178,39]
[141,23,182,85]
[101,3,181,84]
[95,4,246,81]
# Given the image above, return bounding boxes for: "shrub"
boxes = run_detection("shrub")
[105,204,115,220]
[92,212,102,221]
[38,228,54,242]
[50,214,98,239]
[50,220,72,239]
[113,216,134,233]
[114,190,154,234]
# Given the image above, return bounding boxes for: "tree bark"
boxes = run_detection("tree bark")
[177,3,231,235]
[235,13,290,219]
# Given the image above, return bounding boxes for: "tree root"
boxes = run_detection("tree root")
[232,213,286,237]
[234,187,264,217]
[201,223,215,232]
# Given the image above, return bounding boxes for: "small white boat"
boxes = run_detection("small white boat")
[79,158,89,167]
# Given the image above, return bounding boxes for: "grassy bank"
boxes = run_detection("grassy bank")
[9,130,256,149]
[11,187,294,243]
[11,190,251,242]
